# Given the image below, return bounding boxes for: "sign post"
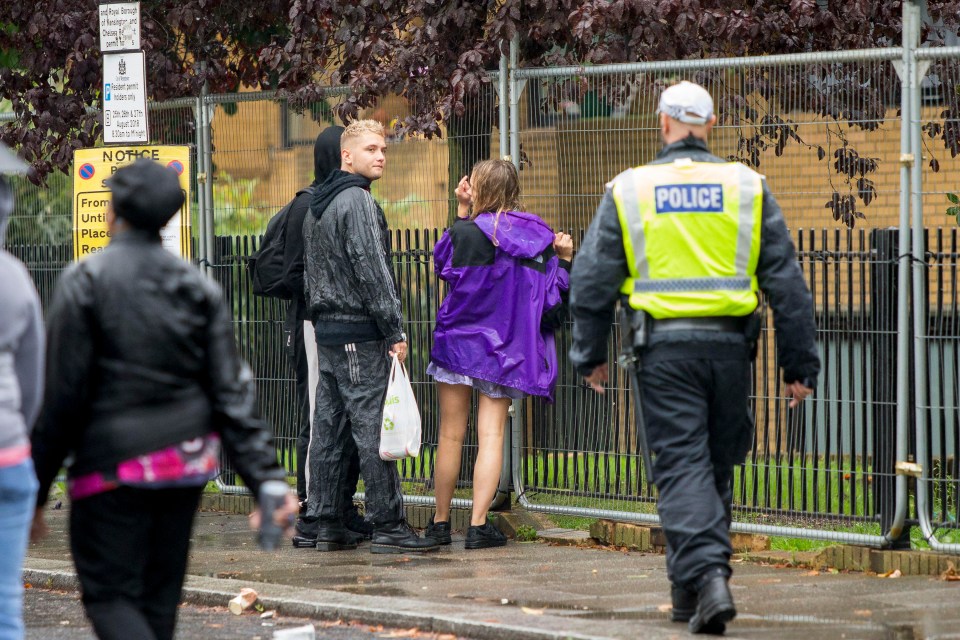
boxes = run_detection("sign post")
[72,2,192,263]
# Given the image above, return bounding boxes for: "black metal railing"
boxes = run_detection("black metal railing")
[8,227,958,533]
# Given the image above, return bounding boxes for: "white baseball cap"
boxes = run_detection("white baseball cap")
[657,81,714,126]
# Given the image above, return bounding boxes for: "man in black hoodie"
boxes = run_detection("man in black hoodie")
[281,126,371,547]
[296,119,436,553]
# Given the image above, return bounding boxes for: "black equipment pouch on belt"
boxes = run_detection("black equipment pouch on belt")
[620,307,650,352]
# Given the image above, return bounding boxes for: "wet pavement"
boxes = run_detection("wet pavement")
[26,508,960,639]
[24,588,435,639]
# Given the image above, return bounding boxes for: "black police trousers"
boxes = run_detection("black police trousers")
[639,341,754,588]
[304,340,404,528]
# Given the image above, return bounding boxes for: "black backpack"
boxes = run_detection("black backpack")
[249,186,316,299]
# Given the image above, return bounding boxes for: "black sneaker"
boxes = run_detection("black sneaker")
[464,523,507,550]
[670,583,698,623]
[314,523,361,552]
[371,521,439,554]
[344,511,374,540]
[424,518,452,545]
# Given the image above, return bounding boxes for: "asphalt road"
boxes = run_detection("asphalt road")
[24,588,464,640]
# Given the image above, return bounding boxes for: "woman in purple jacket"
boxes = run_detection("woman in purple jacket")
[424,159,572,549]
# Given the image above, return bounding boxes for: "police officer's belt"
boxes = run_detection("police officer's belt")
[649,316,746,334]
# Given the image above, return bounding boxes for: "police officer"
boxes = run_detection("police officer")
[569,81,820,635]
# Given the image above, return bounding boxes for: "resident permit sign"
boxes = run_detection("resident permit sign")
[102,52,149,144]
[73,146,191,260]
[98,3,141,52]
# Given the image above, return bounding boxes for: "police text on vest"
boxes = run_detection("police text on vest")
[654,184,724,214]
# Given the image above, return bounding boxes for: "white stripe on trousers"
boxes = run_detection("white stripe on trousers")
[303,320,319,488]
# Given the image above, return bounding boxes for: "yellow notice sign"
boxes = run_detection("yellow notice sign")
[73,146,191,260]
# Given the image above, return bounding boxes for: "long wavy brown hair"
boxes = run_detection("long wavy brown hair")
[469,159,521,219]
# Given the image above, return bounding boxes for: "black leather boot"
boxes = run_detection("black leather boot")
[314,522,362,551]
[292,517,319,549]
[670,583,698,622]
[371,521,439,554]
[344,510,374,540]
[688,568,736,635]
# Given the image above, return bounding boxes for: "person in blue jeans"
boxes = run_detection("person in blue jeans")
[0,143,43,640]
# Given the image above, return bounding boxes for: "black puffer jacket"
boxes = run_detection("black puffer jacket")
[569,136,820,385]
[32,229,285,506]
[303,173,404,346]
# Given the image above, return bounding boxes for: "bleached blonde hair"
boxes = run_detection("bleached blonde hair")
[341,119,386,148]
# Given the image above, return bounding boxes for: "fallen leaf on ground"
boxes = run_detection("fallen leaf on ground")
[805,570,821,576]
[878,569,902,578]
[854,610,872,617]
[941,562,959,581]
[521,607,545,616]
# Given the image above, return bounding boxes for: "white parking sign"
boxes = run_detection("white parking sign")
[102,52,149,144]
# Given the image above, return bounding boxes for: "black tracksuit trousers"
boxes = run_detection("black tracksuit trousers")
[639,341,754,589]
[286,304,361,514]
[304,340,404,528]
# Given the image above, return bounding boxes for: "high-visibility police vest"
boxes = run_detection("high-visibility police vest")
[612,158,763,319]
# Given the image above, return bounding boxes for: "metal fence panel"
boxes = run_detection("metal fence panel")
[205,86,505,502]
[913,49,960,551]
[510,50,916,545]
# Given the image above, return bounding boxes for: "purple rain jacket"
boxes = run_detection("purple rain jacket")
[430,211,571,401]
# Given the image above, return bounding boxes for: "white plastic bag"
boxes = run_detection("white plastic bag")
[379,354,422,460]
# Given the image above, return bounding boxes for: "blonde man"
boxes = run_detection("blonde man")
[296,120,437,554]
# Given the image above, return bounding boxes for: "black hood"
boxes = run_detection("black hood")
[313,126,344,185]
[310,169,372,219]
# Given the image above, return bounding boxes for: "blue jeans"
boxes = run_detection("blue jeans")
[0,458,39,640]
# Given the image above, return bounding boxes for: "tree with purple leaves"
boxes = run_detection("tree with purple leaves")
[2,1,959,225]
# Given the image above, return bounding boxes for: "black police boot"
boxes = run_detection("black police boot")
[314,522,361,552]
[670,583,698,623]
[371,521,439,554]
[344,510,374,540]
[423,517,452,545]
[688,568,736,635]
